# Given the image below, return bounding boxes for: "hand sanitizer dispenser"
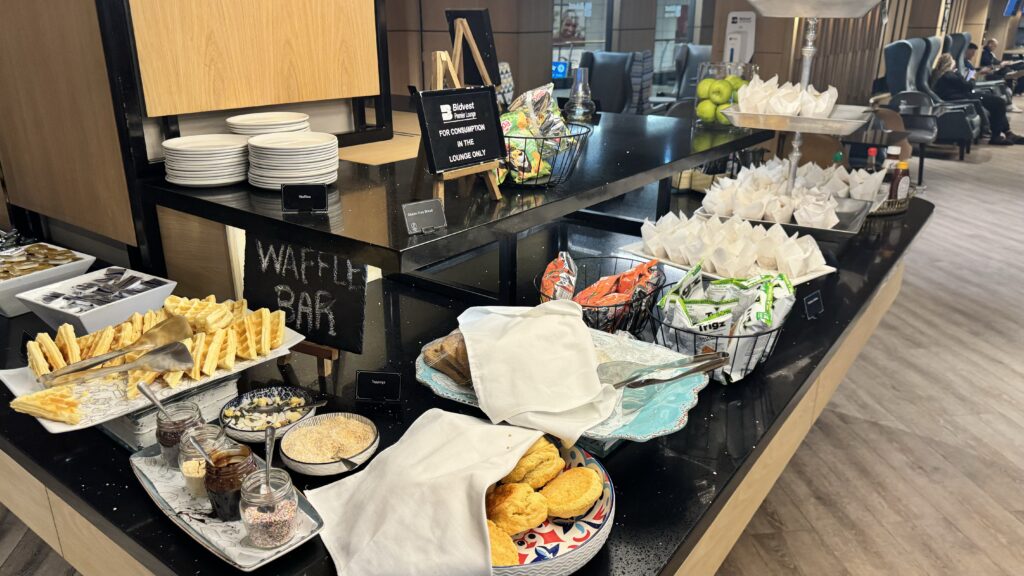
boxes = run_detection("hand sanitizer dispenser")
[725,11,756,63]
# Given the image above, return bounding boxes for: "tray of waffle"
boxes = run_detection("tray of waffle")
[1,295,304,433]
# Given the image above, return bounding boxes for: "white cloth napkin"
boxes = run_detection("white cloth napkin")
[306,409,542,576]
[458,300,618,445]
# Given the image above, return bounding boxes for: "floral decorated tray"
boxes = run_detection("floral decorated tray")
[129,444,324,572]
[495,446,614,576]
[416,330,708,442]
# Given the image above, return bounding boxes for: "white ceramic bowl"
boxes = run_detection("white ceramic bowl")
[280,413,379,476]
[16,267,176,333]
[0,244,95,317]
[219,386,319,443]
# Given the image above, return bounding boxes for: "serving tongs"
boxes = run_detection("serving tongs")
[598,351,730,390]
[40,316,192,386]
[45,341,194,387]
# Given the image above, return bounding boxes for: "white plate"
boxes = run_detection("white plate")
[618,241,837,285]
[166,174,248,187]
[226,112,310,126]
[162,134,251,152]
[249,154,338,166]
[229,124,310,134]
[247,132,337,150]
[0,325,305,433]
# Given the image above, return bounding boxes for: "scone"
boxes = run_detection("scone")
[502,437,565,489]
[487,519,519,566]
[539,467,603,518]
[423,330,472,385]
[486,483,548,535]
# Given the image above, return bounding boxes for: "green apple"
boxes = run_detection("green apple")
[725,75,746,91]
[709,79,734,105]
[696,99,718,123]
[716,103,733,125]
[696,78,717,100]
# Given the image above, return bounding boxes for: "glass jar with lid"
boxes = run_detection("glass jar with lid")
[205,445,258,521]
[155,401,204,468]
[240,468,299,548]
[178,424,229,499]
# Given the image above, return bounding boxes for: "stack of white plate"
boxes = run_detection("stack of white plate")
[226,112,310,135]
[247,132,339,190]
[162,134,250,187]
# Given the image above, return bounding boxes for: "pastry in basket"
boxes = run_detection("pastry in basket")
[422,329,471,386]
[486,483,548,536]
[487,519,519,567]
[501,437,564,489]
[539,466,603,518]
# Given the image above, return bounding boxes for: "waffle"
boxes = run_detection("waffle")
[189,333,206,380]
[217,329,237,370]
[162,338,192,388]
[126,369,160,400]
[164,295,233,333]
[85,326,116,359]
[249,308,272,356]
[11,385,82,424]
[55,324,81,364]
[201,329,224,376]
[36,333,66,371]
[142,310,158,333]
[26,341,50,378]
[129,312,144,339]
[233,315,258,360]
[269,310,286,349]
[227,299,248,320]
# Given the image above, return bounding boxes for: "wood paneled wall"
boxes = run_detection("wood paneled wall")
[0,0,136,245]
[129,0,381,117]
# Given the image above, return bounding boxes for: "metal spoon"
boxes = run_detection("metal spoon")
[260,427,277,511]
[137,382,171,420]
[188,436,216,468]
[47,341,194,387]
[598,352,729,388]
[42,315,193,385]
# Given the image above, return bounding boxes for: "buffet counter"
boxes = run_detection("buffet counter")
[0,198,932,576]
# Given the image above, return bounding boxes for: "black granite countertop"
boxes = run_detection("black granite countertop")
[0,198,933,575]
[147,114,772,274]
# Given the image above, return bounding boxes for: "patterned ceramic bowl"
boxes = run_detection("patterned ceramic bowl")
[495,446,615,576]
[279,413,379,476]
[219,386,318,443]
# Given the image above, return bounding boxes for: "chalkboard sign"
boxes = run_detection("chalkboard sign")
[445,9,500,87]
[243,233,367,353]
[416,86,505,174]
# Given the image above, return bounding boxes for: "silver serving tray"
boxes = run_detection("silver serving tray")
[130,445,324,572]
[748,0,882,18]
[723,105,872,136]
[695,196,873,239]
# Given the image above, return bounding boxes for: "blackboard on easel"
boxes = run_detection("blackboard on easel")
[445,9,500,87]
[243,232,367,353]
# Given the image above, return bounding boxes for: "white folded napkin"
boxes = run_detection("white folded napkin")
[306,409,542,576]
[458,300,618,445]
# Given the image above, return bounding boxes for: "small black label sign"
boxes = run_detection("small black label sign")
[416,86,505,174]
[804,290,824,320]
[355,371,402,403]
[281,184,328,213]
[402,199,447,235]
[243,233,367,353]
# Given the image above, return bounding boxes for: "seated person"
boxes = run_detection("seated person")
[965,42,1016,102]
[978,39,1024,96]
[932,54,1022,145]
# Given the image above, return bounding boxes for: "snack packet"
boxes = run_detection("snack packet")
[572,259,662,333]
[539,252,578,303]
[725,274,795,381]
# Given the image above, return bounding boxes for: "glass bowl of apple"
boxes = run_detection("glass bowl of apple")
[694,62,759,130]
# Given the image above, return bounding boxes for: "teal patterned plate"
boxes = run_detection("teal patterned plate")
[415,330,708,442]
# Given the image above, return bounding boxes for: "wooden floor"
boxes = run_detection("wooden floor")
[720,101,1024,575]
[2,105,1022,576]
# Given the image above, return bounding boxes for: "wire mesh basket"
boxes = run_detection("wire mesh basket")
[536,256,665,337]
[502,122,591,187]
[868,186,917,217]
[645,289,787,384]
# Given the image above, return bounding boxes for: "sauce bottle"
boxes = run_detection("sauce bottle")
[889,161,910,200]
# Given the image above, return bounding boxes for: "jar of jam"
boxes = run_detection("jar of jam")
[155,401,204,468]
[178,425,229,499]
[240,468,299,548]
[205,445,257,521]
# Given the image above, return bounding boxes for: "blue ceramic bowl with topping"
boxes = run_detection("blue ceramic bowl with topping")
[219,386,318,443]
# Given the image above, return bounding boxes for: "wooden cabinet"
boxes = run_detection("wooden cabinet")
[129,0,381,116]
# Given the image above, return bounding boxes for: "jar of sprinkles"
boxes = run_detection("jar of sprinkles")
[240,468,298,548]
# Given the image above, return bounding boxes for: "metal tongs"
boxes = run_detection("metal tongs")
[598,351,730,390]
[45,341,194,387]
[40,316,193,386]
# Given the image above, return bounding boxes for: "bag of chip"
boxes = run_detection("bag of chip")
[539,252,578,302]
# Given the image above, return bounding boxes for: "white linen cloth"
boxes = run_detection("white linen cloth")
[306,409,542,576]
[458,300,619,445]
